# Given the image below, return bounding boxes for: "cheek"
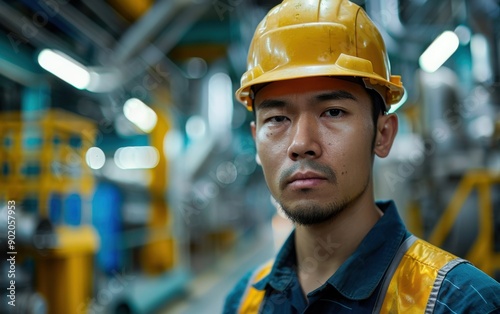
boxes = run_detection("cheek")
[256,128,287,158]
[328,121,373,179]
[256,131,287,188]
[352,128,374,179]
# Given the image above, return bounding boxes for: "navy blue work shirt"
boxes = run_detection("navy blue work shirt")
[223,201,500,313]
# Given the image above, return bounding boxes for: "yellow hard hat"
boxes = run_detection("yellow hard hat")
[236,0,404,110]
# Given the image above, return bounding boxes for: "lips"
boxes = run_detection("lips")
[287,171,328,189]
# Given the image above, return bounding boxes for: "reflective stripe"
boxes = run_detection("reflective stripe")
[372,235,417,314]
[425,258,467,313]
[379,238,460,313]
[238,260,274,314]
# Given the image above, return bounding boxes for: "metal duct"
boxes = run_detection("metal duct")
[113,0,186,64]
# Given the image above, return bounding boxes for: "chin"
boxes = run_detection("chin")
[278,200,347,226]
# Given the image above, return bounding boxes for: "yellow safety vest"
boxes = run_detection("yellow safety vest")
[238,236,467,313]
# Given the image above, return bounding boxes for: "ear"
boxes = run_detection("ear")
[374,113,398,158]
[250,121,256,140]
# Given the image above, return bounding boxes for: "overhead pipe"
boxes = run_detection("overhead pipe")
[139,1,212,69]
[0,1,72,53]
[467,0,500,94]
[118,1,212,87]
[113,0,186,64]
[38,0,116,49]
[366,0,405,37]
[16,0,116,50]
[366,0,462,43]
[80,0,129,36]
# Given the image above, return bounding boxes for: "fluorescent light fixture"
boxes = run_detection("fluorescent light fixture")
[114,146,160,170]
[208,72,233,134]
[471,34,492,83]
[388,88,408,114]
[85,147,106,170]
[123,98,158,133]
[419,31,459,73]
[37,49,90,89]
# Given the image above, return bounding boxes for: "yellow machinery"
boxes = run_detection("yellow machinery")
[36,225,98,313]
[427,170,500,277]
[140,107,177,274]
[0,109,99,313]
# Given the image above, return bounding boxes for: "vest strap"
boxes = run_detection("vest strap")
[378,237,468,313]
[372,235,417,313]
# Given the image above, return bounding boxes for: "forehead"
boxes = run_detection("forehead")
[254,77,370,108]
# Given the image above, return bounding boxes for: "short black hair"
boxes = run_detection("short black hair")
[367,87,386,126]
[366,87,387,150]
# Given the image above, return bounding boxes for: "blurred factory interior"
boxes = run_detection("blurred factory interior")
[0,0,499,313]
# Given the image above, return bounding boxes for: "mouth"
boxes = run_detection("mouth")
[286,171,328,189]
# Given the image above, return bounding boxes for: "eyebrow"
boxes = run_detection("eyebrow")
[314,90,358,102]
[255,99,287,112]
[255,90,358,112]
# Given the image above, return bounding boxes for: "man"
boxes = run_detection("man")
[224,0,500,313]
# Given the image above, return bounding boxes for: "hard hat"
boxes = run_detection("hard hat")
[236,0,404,110]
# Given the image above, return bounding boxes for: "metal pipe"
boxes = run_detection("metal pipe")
[37,0,116,50]
[0,0,71,52]
[493,23,500,85]
[366,0,457,42]
[81,0,129,36]
[467,0,500,85]
[113,0,186,63]
[121,1,211,85]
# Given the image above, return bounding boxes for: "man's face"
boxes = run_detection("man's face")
[252,77,377,225]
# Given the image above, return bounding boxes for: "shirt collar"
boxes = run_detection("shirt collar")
[253,200,409,300]
[253,228,297,291]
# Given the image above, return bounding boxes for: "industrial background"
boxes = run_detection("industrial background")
[0,0,498,313]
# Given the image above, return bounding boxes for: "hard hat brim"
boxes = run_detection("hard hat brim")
[236,64,404,110]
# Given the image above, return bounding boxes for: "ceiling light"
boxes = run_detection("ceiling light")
[85,147,106,170]
[114,146,160,170]
[471,34,492,83]
[123,98,158,133]
[419,31,459,73]
[37,49,90,89]
[208,72,233,134]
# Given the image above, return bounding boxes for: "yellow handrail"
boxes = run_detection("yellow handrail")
[428,170,500,276]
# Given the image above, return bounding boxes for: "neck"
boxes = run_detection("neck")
[294,189,383,294]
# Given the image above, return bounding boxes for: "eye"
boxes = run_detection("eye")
[323,109,344,117]
[267,116,288,123]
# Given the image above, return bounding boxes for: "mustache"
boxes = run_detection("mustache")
[279,160,337,189]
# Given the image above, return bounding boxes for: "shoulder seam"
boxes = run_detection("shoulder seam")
[425,258,468,314]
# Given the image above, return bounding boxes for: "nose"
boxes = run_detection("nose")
[287,116,322,160]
